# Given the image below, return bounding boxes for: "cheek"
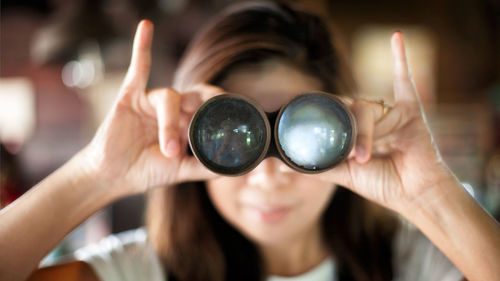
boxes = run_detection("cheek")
[206,178,243,222]
[292,177,337,219]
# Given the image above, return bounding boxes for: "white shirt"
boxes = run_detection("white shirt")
[69,223,463,281]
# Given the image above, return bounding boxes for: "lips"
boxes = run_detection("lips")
[243,203,293,223]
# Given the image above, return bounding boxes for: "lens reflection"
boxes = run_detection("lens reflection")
[192,97,267,174]
[277,95,352,170]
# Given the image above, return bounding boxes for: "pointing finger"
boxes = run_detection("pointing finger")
[122,20,154,96]
[391,32,418,103]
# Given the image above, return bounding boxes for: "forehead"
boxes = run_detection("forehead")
[219,60,323,112]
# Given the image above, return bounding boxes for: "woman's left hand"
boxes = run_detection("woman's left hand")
[316,32,456,213]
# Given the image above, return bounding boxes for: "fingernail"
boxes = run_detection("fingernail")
[165,139,179,157]
[356,145,366,162]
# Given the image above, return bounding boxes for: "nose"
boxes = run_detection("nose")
[247,158,291,189]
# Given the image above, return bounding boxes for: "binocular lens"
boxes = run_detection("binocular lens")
[190,97,268,174]
[277,95,352,171]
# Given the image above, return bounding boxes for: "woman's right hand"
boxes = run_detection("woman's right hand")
[81,20,219,195]
[0,22,219,281]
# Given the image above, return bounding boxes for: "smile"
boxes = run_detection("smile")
[243,204,293,223]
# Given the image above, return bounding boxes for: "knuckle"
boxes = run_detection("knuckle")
[162,124,179,134]
[351,100,364,112]
[165,88,181,103]
[152,89,167,101]
[353,99,371,109]
[165,87,179,96]
[356,134,370,145]
[338,96,354,106]
[119,84,137,96]
[150,88,180,103]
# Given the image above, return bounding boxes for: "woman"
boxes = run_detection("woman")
[1,2,499,281]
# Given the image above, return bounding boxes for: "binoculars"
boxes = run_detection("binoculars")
[189,91,357,176]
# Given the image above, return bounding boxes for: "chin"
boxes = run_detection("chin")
[232,209,308,246]
[240,224,299,246]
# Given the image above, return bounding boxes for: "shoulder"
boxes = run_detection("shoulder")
[392,220,464,281]
[72,228,166,281]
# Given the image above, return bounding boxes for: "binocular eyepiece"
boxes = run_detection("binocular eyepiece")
[189,91,357,176]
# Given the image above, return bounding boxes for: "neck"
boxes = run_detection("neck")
[259,224,330,276]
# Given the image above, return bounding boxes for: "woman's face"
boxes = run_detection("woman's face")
[206,60,337,246]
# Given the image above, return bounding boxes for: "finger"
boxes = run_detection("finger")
[335,95,355,159]
[347,98,386,160]
[306,162,353,189]
[121,20,154,96]
[339,96,388,119]
[391,32,418,103]
[336,95,354,107]
[177,156,220,182]
[373,102,427,144]
[351,100,376,163]
[181,83,225,113]
[148,88,181,158]
[374,105,406,139]
[178,113,191,154]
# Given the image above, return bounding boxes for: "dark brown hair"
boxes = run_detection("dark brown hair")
[146,1,399,281]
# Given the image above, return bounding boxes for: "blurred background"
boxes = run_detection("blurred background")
[1,0,499,263]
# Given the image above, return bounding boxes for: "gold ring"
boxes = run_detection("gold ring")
[378,99,390,116]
